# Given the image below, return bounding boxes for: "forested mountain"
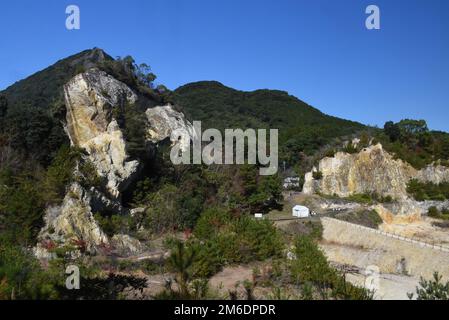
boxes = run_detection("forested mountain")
[175,81,366,165]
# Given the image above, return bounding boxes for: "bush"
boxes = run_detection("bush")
[0,242,59,299]
[346,193,373,204]
[94,213,134,237]
[407,179,449,201]
[290,236,373,300]
[427,206,449,221]
[343,143,359,154]
[42,145,80,205]
[312,171,323,180]
[194,207,232,240]
[190,210,284,278]
[408,272,449,300]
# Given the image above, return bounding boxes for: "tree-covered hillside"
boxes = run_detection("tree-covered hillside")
[174,81,366,168]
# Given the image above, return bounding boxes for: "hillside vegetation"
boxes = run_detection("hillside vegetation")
[174,81,366,168]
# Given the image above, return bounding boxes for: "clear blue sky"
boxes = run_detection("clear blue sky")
[1,0,448,131]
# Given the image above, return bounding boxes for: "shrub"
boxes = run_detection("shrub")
[346,193,373,204]
[42,145,80,205]
[290,236,373,300]
[407,179,449,201]
[312,171,323,180]
[78,159,103,190]
[408,272,449,300]
[427,206,449,221]
[0,242,59,299]
[193,207,232,240]
[343,143,359,154]
[189,210,284,278]
[94,213,135,237]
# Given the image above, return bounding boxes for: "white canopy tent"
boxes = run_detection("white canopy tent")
[292,205,310,218]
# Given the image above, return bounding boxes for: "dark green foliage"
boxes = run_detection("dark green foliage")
[0,145,79,245]
[328,193,393,205]
[427,206,449,221]
[0,170,46,244]
[118,103,149,160]
[2,105,68,165]
[168,241,197,298]
[2,49,111,111]
[346,193,374,204]
[77,158,104,190]
[408,272,449,300]
[407,179,449,201]
[343,142,359,154]
[129,149,284,234]
[174,81,365,170]
[0,50,102,163]
[189,208,284,278]
[0,242,59,299]
[58,273,148,300]
[42,145,80,204]
[99,56,162,104]
[94,213,136,238]
[290,236,373,300]
[384,121,401,142]
[312,171,323,180]
[0,94,7,119]
[380,119,449,169]
[154,241,213,300]
[0,49,165,169]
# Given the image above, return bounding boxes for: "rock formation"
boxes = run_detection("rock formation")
[35,183,109,258]
[145,104,196,153]
[303,143,449,203]
[64,69,140,199]
[36,69,195,258]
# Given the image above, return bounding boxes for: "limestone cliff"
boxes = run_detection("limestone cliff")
[145,104,196,153]
[35,183,109,258]
[303,144,449,201]
[64,69,140,199]
[36,69,195,258]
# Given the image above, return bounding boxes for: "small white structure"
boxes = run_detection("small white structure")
[292,205,310,218]
[254,213,263,219]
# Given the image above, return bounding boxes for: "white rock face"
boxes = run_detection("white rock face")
[303,144,449,201]
[111,234,146,256]
[36,70,195,259]
[64,69,139,199]
[145,104,196,152]
[36,183,109,258]
[417,165,449,185]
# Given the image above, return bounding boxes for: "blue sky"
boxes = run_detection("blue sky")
[1,0,448,131]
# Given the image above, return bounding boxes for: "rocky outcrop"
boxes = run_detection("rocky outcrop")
[111,234,146,256]
[35,183,109,258]
[417,165,449,185]
[303,144,449,202]
[145,104,196,152]
[64,69,139,199]
[36,70,196,259]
